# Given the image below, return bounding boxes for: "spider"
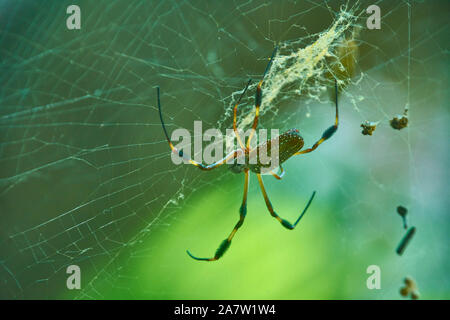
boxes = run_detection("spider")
[157,47,339,261]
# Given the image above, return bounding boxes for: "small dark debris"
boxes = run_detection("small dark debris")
[397,205,408,229]
[390,115,408,130]
[361,121,377,135]
[396,226,416,255]
[400,276,420,300]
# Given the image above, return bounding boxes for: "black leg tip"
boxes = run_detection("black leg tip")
[281,219,294,230]
[186,250,210,261]
[322,125,337,140]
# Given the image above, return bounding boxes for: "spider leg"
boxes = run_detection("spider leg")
[246,47,278,150]
[234,79,252,150]
[269,164,285,180]
[295,79,339,156]
[157,87,242,170]
[256,173,316,230]
[187,169,250,261]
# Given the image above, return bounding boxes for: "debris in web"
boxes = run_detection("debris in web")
[400,276,420,300]
[390,109,409,130]
[396,205,408,229]
[396,226,416,256]
[228,6,360,134]
[360,121,378,136]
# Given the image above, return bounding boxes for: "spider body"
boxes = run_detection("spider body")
[239,129,304,174]
[157,47,340,261]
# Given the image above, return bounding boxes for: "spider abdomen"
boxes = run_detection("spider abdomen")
[248,129,304,174]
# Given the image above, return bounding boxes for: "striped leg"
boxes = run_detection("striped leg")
[246,47,278,150]
[158,87,242,170]
[257,174,315,230]
[295,79,339,156]
[187,169,250,261]
[234,79,252,150]
[270,164,285,180]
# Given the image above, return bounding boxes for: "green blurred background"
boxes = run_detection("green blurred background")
[0,0,448,299]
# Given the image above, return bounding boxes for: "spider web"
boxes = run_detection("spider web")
[0,0,448,299]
